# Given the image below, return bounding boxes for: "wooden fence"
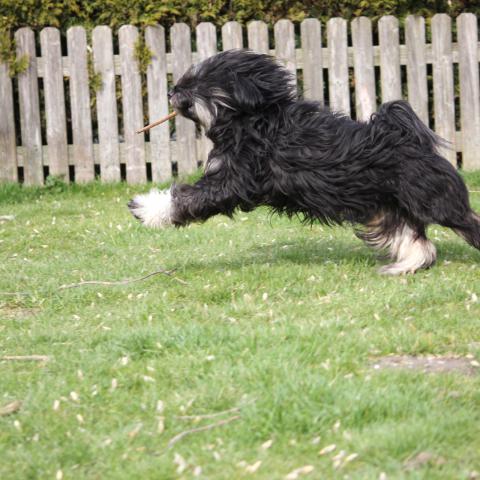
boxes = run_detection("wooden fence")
[1,14,480,185]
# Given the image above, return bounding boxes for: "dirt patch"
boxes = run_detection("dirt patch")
[371,355,479,376]
[0,305,39,320]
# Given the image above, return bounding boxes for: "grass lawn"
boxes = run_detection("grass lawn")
[1,173,480,479]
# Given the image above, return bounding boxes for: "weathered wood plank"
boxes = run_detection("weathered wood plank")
[119,25,146,184]
[274,19,296,85]
[171,23,197,174]
[40,27,68,180]
[92,26,120,182]
[15,28,43,184]
[351,17,376,121]
[222,22,243,51]
[67,26,94,182]
[196,22,217,164]
[405,16,429,125]
[327,18,350,115]
[457,13,480,170]
[247,21,269,54]
[431,14,456,165]
[300,18,323,103]
[0,61,17,182]
[378,16,402,102]
[145,25,171,182]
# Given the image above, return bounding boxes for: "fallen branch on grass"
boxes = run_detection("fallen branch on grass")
[175,406,241,420]
[1,355,50,362]
[166,415,241,450]
[0,400,22,416]
[58,269,187,289]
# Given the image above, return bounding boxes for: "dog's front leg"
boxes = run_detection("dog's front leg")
[128,171,242,228]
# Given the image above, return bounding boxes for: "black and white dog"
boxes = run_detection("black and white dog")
[129,50,480,274]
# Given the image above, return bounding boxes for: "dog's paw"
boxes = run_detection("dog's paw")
[128,189,174,228]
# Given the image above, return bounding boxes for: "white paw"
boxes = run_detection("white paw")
[128,189,174,228]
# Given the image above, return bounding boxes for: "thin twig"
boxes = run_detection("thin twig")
[0,292,29,296]
[1,355,50,362]
[0,400,22,416]
[175,406,241,420]
[166,415,241,450]
[58,269,187,289]
[469,190,480,194]
[0,215,15,221]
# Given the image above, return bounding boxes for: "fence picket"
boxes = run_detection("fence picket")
[457,13,480,170]
[327,18,350,115]
[40,27,68,180]
[378,16,402,102]
[196,22,217,165]
[0,62,17,182]
[405,16,429,125]
[171,23,197,175]
[351,17,376,121]
[92,26,120,182]
[247,21,269,54]
[274,20,296,83]
[15,28,43,185]
[119,25,146,183]
[67,26,94,182]
[145,25,171,182]
[431,14,456,165]
[300,19,323,103]
[222,22,243,50]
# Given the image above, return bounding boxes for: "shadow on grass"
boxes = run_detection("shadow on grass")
[177,235,480,274]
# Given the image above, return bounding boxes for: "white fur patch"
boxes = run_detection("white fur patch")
[129,189,174,228]
[380,225,436,275]
[194,99,215,130]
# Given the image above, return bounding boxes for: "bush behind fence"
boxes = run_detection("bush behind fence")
[0,14,479,185]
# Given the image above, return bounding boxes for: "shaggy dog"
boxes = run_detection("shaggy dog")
[128,50,480,274]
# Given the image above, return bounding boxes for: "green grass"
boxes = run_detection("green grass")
[1,173,480,479]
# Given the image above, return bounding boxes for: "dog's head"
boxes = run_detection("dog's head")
[168,49,297,131]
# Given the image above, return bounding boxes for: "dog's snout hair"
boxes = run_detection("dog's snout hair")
[129,49,480,275]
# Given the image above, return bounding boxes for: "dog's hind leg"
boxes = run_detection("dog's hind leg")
[357,213,436,275]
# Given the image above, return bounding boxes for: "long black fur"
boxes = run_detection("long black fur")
[129,50,480,273]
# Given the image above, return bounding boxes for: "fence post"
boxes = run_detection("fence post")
[274,19,297,85]
[15,28,43,185]
[119,25,146,184]
[222,22,243,50]
[0,61,17,182]
[67,26,95,182]
[300,18,323,104]
[145,25,171,183]
[327,18,350,116]
[431,14,456,165]
[247,21,269,54]
[92,26,121,182]
[405,16,429,125]
[171,23,197,175]
[196,22,217,165]
[378,16,402,102]
[457,13,480,170]
[40,27,68,180]
[351,17,376,121]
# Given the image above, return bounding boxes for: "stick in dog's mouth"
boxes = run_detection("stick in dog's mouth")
[136,111,177,134]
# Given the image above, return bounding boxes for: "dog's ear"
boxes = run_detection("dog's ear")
[232,75,264,111]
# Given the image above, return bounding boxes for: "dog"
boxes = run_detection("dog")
[128,49,480,274]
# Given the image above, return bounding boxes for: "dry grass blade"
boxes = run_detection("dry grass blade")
[58,269,187,289]
[136,112,177,134]
[175,406,241,420]
[0,400,22,416]
[166,415,240,450]
[1,355,50,362]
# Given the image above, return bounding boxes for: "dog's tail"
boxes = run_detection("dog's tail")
[454,211,480,251]
[372,100,448,152]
